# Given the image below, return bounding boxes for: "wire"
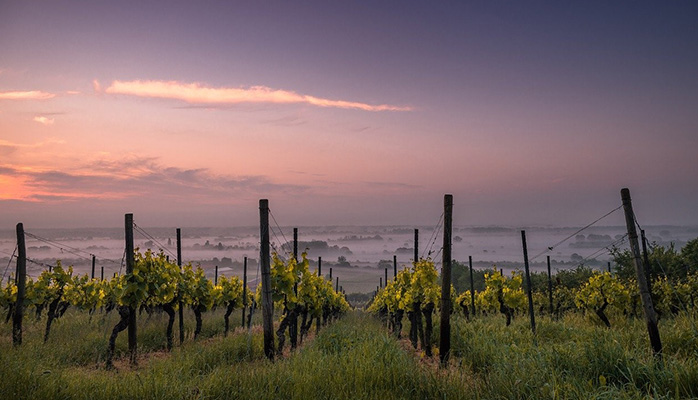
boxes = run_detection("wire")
[578,234,628,267]
[132,222,179,262]
[25,232,94,262]
[1,246,17,282]
[269,209,290,256]
[423,212,444,259]
[23,231,122,265]
[530,204,623,262]
[118,248,126,276]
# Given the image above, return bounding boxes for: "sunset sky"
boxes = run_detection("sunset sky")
[1,1,697,228]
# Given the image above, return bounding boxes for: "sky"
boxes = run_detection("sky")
[1,1,697,229]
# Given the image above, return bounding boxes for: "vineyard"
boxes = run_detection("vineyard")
[1,193,698,399]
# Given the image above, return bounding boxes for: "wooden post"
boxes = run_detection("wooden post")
[414,229,419,263]
[318,256,322,277]
[242,256,247,328]
[335,276,339,292]
[439,194,453,366]
[608,261,611,274]
[293,228,298,262]
[469,255,475,316]
[393,255,397,278]
[91,255,96,280]
[379,277,383,289]
[214,265,218,285]
[521,230,536,336]
[125,214,137,364]
[101,266,104,281]
[641,230,652,292]
[621,188,662,359]
[177,228,184,345]
[259,199,274,360]
[547,256,553,315]
[329,267,332,282]
[13,223,26,346]
[385,267,388,285]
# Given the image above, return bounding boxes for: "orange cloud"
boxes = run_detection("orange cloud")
[104,80,411,112]
[33,116,55,125]
[0,90,56,100]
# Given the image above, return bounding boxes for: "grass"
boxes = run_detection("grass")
[446,311,698,399]
[1,307,697,399]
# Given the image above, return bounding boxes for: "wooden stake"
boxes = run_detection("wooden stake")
[621,188,662,360]
[177,228,184,345]
[469,256,475,317]
[242,256,247,328]
[641,230,652,292]
[439,194,453,366]
[318,256,322,277]
[547,256,553,316]
[91,255,96,280]
[13,223,26,346]
[214,265,218,285]
[125,214,137,365]
[393,255,397,278]
[259,199,274,360]
[414,229,419,263]
[521,230,536,336]
[293,228,298,262]
[385,267,388,285]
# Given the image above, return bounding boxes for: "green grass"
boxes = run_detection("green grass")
[1,307,697,399]
[447,312,698,399]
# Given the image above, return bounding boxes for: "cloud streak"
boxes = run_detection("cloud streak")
[0,156,309,203]
[104,80,411,112]
[0,90,56,100]
[33,116,55,125]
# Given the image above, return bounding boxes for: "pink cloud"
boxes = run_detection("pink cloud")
[0,90,56,100]
[33,116,55,125]
[103,79,411,112]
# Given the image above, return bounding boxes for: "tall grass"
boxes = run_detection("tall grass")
[1,307,696,399]
[447,312,698,399]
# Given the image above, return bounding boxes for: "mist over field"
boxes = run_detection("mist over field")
[3,223,696,293]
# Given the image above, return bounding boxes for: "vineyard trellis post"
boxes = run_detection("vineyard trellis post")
[101,266,104,281]
[214,265,218,285]
[177,228,184,345]
[469,255,475,317]
[336,276,339,292]
[521,230,536,336]
[318,256,322,277]
[547,256,553,315]
[291,227,298,349]
[641,230,652,293]
[621,188,662,360]
[329,267,332,282]
[242,256,247,328]
[259,199,274,360]
[91,255,96,280]
[13,222,26,346]
[414,229,419,262]
[385,267,388,286]
[439,194,453,366]
[379,277,383,289]
[607,261,611,274]
[125,213,137,365]
[393,255,397,278]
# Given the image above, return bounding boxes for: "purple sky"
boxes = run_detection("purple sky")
[1,1,697,228]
